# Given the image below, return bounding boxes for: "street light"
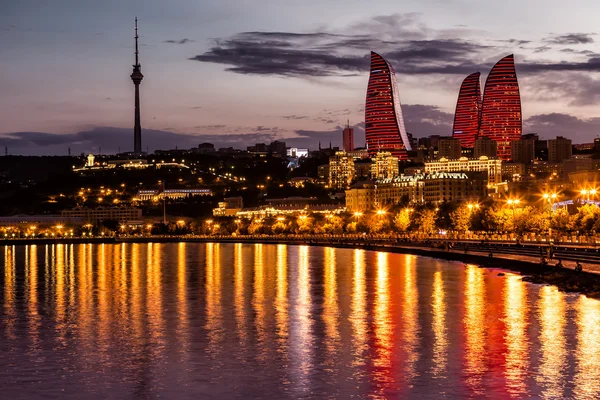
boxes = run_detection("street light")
[376,209,387,216]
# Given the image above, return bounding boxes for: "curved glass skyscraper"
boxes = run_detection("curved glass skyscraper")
[365,52,412,160]
[452,72,481,148]
[479,54,522,160]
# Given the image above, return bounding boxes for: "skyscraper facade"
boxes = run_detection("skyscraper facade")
[452,72,482,148]
[479,55,522,161]
[365,52,412,160]
[343,122,354,152]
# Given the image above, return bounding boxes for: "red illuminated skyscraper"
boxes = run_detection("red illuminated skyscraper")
[452,72,481,148]
[479,55,522,160]
[342,121,354,152]
[365,52,412,160]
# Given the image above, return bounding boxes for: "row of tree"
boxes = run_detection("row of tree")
[201,202,600,236]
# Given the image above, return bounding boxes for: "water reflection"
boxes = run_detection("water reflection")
[0,243,599,399]
[504,274,529,397]
[464,264,487,395]
[537,285,567,399]
[431,270,447,379]
[574,296,600,399]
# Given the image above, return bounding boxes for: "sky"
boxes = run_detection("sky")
[3,0,600,155]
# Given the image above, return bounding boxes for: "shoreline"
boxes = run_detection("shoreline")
[3,236,600,299]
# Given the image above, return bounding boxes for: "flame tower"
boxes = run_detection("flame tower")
[131,18,144,154]
[365,51,412,160]
[452,72,482,148]
[479,55,522,160]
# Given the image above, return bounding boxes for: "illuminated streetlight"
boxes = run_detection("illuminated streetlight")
[376,209,387,216]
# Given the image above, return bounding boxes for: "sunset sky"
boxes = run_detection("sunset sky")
[3,0,600,154]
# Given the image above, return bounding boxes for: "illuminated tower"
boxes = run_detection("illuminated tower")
[452,72,481,148]
[365,51,412,160]
[342,120,354,152]
[479,55,522,160]
[131,18,144,154]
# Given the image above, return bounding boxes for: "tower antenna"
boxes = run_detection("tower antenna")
[134,17,139,67]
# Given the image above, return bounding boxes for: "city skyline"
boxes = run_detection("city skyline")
[4,1,600,154]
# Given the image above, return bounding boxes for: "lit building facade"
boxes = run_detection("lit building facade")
[343,123,354,152]
[137,188,212,201]
[437,137,462,159]
[364,52,412,160]
[345,172,485,211]
[328,151,355,189]
[548,136,573,163]
[370,152,399,180]
[473,136,497,158]
[424,156,503,186]
[61,207,142,223]
[479,55,522,161]
[452,72,482,148]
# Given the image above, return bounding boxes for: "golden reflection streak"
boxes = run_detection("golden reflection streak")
[431,270,447,379]
[118,243,128,320]
[252,243,267,358]
[4,246,16,340]
[76,244,93,354]
[97,244,109,358]
[68,244,75,311]
[177,242,189,355]
[350,249,367,369]
[275,245,288,355]
[130,244,142,345]
[464,265,486,395]
[206,243,223,354]
[503,274,529,396]
[147,243,165,350]
[402,254,419,382]
[292,245,312,394]
[323,247,340,358]
[373,252,394,394]
[234,243,247,343]
[537,285,567,399]
[55,244,67,345]
[26,245,40,352]
[574,296,600,399]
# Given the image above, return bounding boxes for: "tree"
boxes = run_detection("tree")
[393,209,411,232]
[551,208,573,232]
[417,209,437,234]
[450,205,472,232]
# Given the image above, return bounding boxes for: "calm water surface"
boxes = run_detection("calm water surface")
[1,243,600,399]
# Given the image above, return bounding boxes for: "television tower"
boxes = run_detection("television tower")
[131,18,144,154]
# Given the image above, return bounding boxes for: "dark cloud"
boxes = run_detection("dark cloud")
[165,38,195,44]
[190,106,202,109]
[544,33,595,45]
[190,29,491,77]
[402,104,453,137]
[282,115,309,120]
[524,113,600,142]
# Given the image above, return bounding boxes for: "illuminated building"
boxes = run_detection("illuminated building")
[213,197,244,217]
[365,52,412,160]
[61,207,142,223]
[424,156,503,186]
[473,136,497,158]
[452,72,482,148]
[437,137,462,159]
[370,152,399,180]
[548,136,572,163]
[345,172,485,211]
[511,137,535,165]
[328,151,355,189]
[137,188,213,201]
[479,55,522,161]
[343,122,354,152]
